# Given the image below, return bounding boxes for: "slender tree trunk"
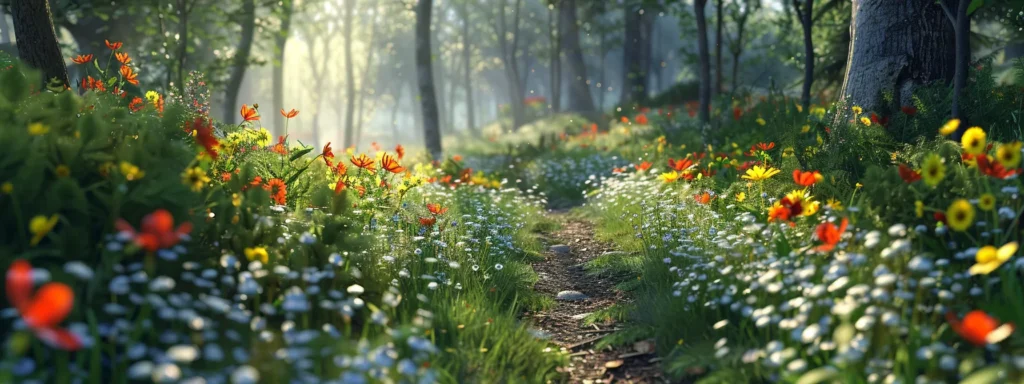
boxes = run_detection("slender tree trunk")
[176,0,191,89]
[795,0,813,111]
[273,0,294,136]
[354,20,378,146]
[621,4,651,106]
[11,0,70,87]
[549,5,562,113]
[714,0,724,96]
[223,0,256,123]
[730,11,748,93]
[560,0,595,112]
[838,0,954,112]
[950,0,969,122]
[0,7,12,44]
[416,0,443,160]
[496,0,526,131]
[461,3,477,133]
[342,0,357,149]
[695,0,711,126]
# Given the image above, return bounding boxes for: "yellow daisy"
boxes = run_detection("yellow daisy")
[968,242,1018,275]
[946,199,975,232]
[961,127,986,155]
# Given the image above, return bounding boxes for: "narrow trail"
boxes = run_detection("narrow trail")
[528,210,666,384]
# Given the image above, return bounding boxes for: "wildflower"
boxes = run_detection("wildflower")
[978,193,996,211]
[742,165,780,182]
[897,164,921,183]
[114,209,192,253]
[939,119,960,136]
[71,54,93,65]
[119,161,144,180]
[351,153,376,172]
[860,117,871,126]
[270,136,288,155]
[187,118,219,160]
[920,154,945,187]
[969,242,1018,275]
[105,40,123,50]
[946,311,1015,346]
[815,218,848,252]
[54,165,70,178]
[119,66,138,86]
[635,114,649,125]
[756,142,775,151]
[976,155,1018,179]
[28,122,49,136]
[240,104,260,122]
[667,158,695,172]
[620,116,630,123]
[396,144,406,159]
[381,154,405,174]
[634,161,652,172]
[280,108,299,118]
[419,217,437,227]
[901,106,918,116]
[961,127,986,155]
[231,193,242,207]
[694,192,712,205]
[244,247,270,264]
[1,182,12,194]
[915,201,924,218]
[768,202,791,222]
[851,106,862,115]
[128,97,144,112]
[733,107,742,120]
[756,118,766,126]
[182,167,211,192]
[427,203,448,215]
[5,260,82,350]
[266,178,287,205]
[801,125,810,133]
[735,192,746,202]
[29,215,59,246]
[115,52,131,65]
[659,171,679,183]
[322,142,335,167]
[946,199,974,232]
[997,141,1022,169]
[826,198,844,211]
[792,170,823,187]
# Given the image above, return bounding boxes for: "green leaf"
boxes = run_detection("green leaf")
[960,364,1006,384]
[795,367,840,384]
[967,0,983,15]
[1,65,28,103]
[289,146,314,162]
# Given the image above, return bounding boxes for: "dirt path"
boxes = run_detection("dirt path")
[528,210,666,384]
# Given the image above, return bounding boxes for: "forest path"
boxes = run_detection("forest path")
[527,210,667,384]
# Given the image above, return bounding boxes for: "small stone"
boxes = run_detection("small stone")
[571,312,592,320]
[600,251,627,258]
[556,290,588,301]
[529,328,552,339]
[550,245,571,254]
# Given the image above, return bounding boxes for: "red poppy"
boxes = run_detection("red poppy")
[976,155,1019,179]
[768,204,791,223]
[946,310,1014,346]
[321,142,335,167]
[105,40,123,50]
[280,108,299,119]
[5,260,82,351]
[635,114,649,125]
[351,154,376,172]
[115,52,131,65]
[900,106,918,116]
[934,212,947,224]
[732,107,742,121]
[620,116,630,123]
[419,217,437,227]
[240,104,260,122]
[427,203,449,215]
[395,144,406,160]
[72,54,93,65]
[694,192,712,205]
[814,218,848,252]
[635,161,652,172]
[266,178,287,205]
[897,164,921,183]
[187,117,219,160]
[793,170,823,187]
[381,154,405,174]
[667,158,695,172]
[115,209,193,253]
[119,66,139,86]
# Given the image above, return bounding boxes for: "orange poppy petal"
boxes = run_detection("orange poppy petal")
[6,260,32,311]
[33,326,82,351]
[22,283,74,329]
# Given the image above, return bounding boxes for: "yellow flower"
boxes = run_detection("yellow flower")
[244,247,270,264]
[182,167,211,192]
[915,201,924,218]
[735,192,746,202]
[996,141,1022,169]
[119,161,145,181]
[756,118,766,126]
[860,117,871,126]
[741,165,780,182]
[803,200,821,216]
[28,122,49,136]
[232,193,243,207]
[851,106,862,115]
[1,182,12,194]
[939,119,960,136]
[231,215,240,224]
[826,198,844,211]
[795,104,803,113]
[801,125,810,134]
[816,134,823,146]
[29,214,59,246]
[946,199,975,232]
[978,193,996,211]
[55,165,70,178]
[250,127,272,147]
[145,90,160,105]
[855,182,863,189]
[782,147,795,158]
[811,107,826,118]
[961,127,986,155]
[658,171,679,183]
[920,154,945,187]
[969,242,1018,275]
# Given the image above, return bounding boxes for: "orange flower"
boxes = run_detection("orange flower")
[186,117,219,160]
[756,142,775,151]
[105,40,123,50]
[119,65,138,85]
[694,192,712,205]
[620,116,630,123]
[897,164,921,183]
[792,169,823,187]
[381,154,405,174]
[128,96,144,112]
[240,104,260,122]
[427,203,449,215]
[351,153,376,172]
[814,218,848,252]
[71,54,93,65]
[667,158,695,172]
[6,260,82,351]
[419,216,437,227]
[355,185,366,196]
[635,114,649,125]
[768,203,791,223]
[335,162,348,175]
[946,310,1015,346]
[115,52,131,65]
[266,178,287,205]
[635,161,652,172]
[280,108,299,118]
[371,142,381,152]
[114,209,193,253]
[333,178,347,195]
[221,172,232,182]
[452,155,463,162]
[271,136,288,155]
[321,142,335,167]
[395,144,406,160]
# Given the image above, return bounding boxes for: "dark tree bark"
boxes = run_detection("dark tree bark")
[714,0,724,95]
[416,0,443,160]
[223,0,257,123]
[548,4,561,113]
[695,0,711,126]
[176,0,196,90]
[560,0,596,113]
[621,3,652,106]
[838,0,954,112]
[273,0,295,136]
[939,0,970,128]
[342,0,357,149]
[11,0,69,87]
[494,0,526,131]
[727,0,756,93]
[793,0,813,111]
[460,3,477,132]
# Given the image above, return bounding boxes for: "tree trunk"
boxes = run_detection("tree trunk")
[838,0,954,112]
[695,0,711,126]
[795,0,813,111]
[11,0,70,87]
[223,0,256,123]
[273,0,294,136]
[496,0,526,131]
[1,6,13,44]
[714,0,724,96]
[560,0,595,113]
[416,0,443,160]
[548,5,561,113]
[176,0,192,90]
[951,0,969,122]
[461,3,477,133]
[621,4,652,106]
[342,0,357,149]
[354,19,378,146]
[729,8,749,93]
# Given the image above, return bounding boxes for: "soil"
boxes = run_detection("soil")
[528,210,669,384]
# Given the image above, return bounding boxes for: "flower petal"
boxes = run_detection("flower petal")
[33,327,82,351]
[22,283,74,329]
[998,242,1018,262]
[5,260,32,311]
